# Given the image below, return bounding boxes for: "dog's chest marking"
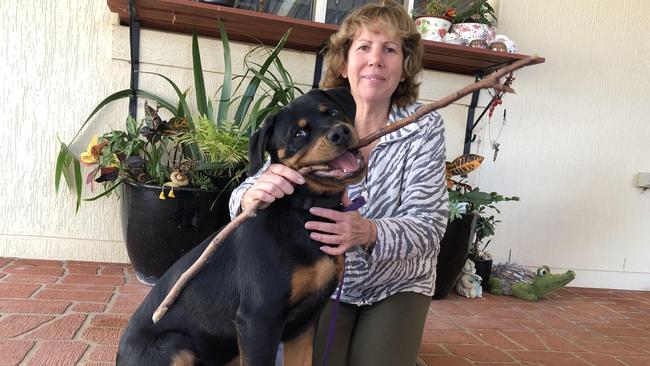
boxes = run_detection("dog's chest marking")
[290,257,339,304]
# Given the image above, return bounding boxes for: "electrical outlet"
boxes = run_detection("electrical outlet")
[636,173,650,188]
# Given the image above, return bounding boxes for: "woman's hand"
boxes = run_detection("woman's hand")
[241,164,304,211]
[306,194,376,255]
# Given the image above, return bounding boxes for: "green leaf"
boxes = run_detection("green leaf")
[70,89,133,145]
[73,158,82,212]
[234,29,290,124]
[54,142,70,193]
[84,177,124,201]
[192,27,209,117]
[216,21,232,127]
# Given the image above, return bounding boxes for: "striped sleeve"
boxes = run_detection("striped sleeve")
[228,160,270,219]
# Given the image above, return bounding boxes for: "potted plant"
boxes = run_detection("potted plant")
[450,0,498,46]
[54,24,301,284]
[414,0,459,41]
[434,154,518,298]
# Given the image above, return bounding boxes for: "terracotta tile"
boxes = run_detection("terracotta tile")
[0,339,35,365]
[419,354,474,366]
[421,330,480,344]
[27,340,88,366]
[419,343,447,355]
[68,264,100,275]
[423,318,463,330]
[35,289,113,303]
[0,299,71,314]
[446,344,514,362]
[573,340,648,356]
[25,314,86,340]
[508,350,592,365]
[62,274,125,286]
[67,260,126,267]
[618,356,650,366]
[575,352,629,366]
[0,315,54,337]
[472,330,523,350]
[89,345,118,362]
[1,274,59,284]
[0,258,12,268]
[108,293,147,314]
[536,330,585,352]
[82,327,124,345]
[0,283,40,298]
[99,266,125,276]
[91,314,131,328]
[586,326,650,337]
[2,265,64,277]
[500,330,547,350]
[12,259,63,267]
[117,283,151,294]
[429,301,474,316]
[45,283,116,292]
[70,302,107,313]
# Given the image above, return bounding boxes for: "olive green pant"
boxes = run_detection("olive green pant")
[312,292,431,366]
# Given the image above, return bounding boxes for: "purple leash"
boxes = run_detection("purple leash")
[321,196,366,366]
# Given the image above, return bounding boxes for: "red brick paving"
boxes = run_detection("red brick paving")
[0,257,648,365]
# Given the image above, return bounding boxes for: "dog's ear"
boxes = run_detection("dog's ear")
[248,114,275,176]
[323,87,356,122]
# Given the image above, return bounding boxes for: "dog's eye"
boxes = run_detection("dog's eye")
[329,109,339,117]
[294,129,308,139]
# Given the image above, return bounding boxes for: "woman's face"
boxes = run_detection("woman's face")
[343,24,404,108]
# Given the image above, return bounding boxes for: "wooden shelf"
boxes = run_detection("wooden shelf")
[107,0,544,75]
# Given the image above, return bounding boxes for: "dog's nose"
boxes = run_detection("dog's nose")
[327,125,351,146]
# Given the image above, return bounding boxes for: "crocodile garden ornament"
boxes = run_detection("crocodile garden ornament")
[488,263,575,301]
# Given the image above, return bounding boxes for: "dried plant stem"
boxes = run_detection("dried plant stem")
[151,55,542,323]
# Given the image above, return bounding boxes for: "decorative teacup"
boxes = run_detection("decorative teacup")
[415,16,452,42]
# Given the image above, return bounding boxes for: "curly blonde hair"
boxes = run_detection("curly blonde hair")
[320,0,423,107]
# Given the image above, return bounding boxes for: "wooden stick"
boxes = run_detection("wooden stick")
[151,54,542,323]
[354,55,542,149]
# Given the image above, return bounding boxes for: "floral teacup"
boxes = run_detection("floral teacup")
[415,16,452,42]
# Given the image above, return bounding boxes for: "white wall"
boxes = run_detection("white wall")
[472,0,650,290]
[1,0,648,290]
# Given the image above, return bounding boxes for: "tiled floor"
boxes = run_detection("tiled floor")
[0,258,648,365]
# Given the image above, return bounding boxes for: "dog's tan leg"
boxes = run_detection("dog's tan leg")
[283,325,315,366]
[224,355,241,366]
[170,350,196,366]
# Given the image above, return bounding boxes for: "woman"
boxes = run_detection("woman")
[229,1,448,364]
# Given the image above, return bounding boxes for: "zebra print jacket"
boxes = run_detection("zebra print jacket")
[229,102,448,305]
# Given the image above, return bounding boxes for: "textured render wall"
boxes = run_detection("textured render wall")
[1,1,129,262]
[473,0,650,289]
[3,0,648,289]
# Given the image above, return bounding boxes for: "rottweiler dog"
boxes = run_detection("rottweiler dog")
[117,87,366,366]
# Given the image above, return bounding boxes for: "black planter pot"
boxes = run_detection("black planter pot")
[121,180,232,285]
[472,257,493,291]
[433,213,477,299]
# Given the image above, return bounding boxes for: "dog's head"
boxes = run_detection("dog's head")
[249,88,366,195]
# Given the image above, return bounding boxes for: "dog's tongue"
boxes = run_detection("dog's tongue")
[328,151,359,171]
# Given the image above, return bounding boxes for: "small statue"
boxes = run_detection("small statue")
[489,263,575,301]
[455,259,483,298]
